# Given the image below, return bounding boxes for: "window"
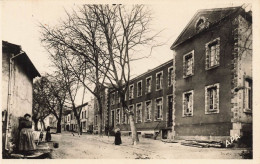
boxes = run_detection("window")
[168,66,174,86]
[145,100,152,121]
[122,109,128,124]
[156,71,163,90]
[244,79,252,112]
[195,17,208,32]
[205,84,219,114]
[146,76,152,93]
[136,103,142,122]
[183,51,194,77]
[111,92,115,105]
[137,80,142,97]
[116,109,120,124]
[206,38,220,69]
[129,84,134,99]
[155,98,163,120]
[183,90,193,117]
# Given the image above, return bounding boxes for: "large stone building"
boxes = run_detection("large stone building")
[2,41,41,152]
[93,6,252,141]
[170,6,252,140]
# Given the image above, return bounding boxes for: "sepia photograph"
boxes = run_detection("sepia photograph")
[1,0,258,162]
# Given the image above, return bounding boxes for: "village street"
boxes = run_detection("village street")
[48,132,249,159]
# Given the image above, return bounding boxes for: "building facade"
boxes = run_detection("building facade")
[94,60,174,139]
[94,6,252,141]
[63,100,94,133]
[93,86,109,134]
[170,7,252,140]
[2,41,40,152]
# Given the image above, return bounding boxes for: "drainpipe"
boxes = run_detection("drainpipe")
[5,51,25,151]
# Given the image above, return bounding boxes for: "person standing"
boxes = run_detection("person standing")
[114,128,122,145]
[18,114,36,154]
[45,126,51,142]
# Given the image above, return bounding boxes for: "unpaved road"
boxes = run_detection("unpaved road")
[49,132,250,159]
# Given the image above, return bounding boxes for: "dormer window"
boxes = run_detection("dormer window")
[195,17,208,32]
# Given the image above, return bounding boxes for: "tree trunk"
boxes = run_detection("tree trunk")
[121,96,139,145]
[98,114,102,136]
[34,119,39,131]
[129,114,139,145]
[56,104,63,133]
[56,119,61,133]
[97,100,103,136]
[41,119,46,131]
[77,119,82,135]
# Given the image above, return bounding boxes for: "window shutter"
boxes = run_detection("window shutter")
[205,88,208,113]
[216,43,220,65]
[140,105,142,122]
[192,55,194,74]
[216,85,219,110]
[135,108,138,123]
[160,76,163,89]
[144,104,147,122]
[154,103,158,120]
[156,77,159,89]
[205,47,209,69]
[183,56,186,76]
[190,93,193,115]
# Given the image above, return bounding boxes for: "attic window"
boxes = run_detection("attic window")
[195,17,207,32]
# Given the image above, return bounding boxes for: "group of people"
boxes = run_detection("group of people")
[19,113,122,154]
[18,113,52,154]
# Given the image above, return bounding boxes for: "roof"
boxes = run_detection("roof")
[108,59,173,92]
[2,41,41,78]
[129,59,173,82]
[170,6,243,49]
[75,102,88,109]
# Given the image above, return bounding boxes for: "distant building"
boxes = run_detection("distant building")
[170,6,252,140]
[2,41,40,152]
[62,99,94,133]
[93,85,109,134]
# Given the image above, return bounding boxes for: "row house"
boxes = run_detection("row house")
[63,100,94,132]
[94,6,252,141]
[95,60,174,139]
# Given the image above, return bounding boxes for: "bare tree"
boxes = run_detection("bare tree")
[35,75,68,133]
[88,4,160,145]
[33,79,50,131]
[40,4,160,144]
[40,6,110,136]
[49,47,88,135]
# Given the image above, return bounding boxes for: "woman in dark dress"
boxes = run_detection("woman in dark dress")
[114,128,122,145]
[45,126,51,142]
[18,114,36,152]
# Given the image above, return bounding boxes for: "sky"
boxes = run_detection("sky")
[1,0,255,104]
